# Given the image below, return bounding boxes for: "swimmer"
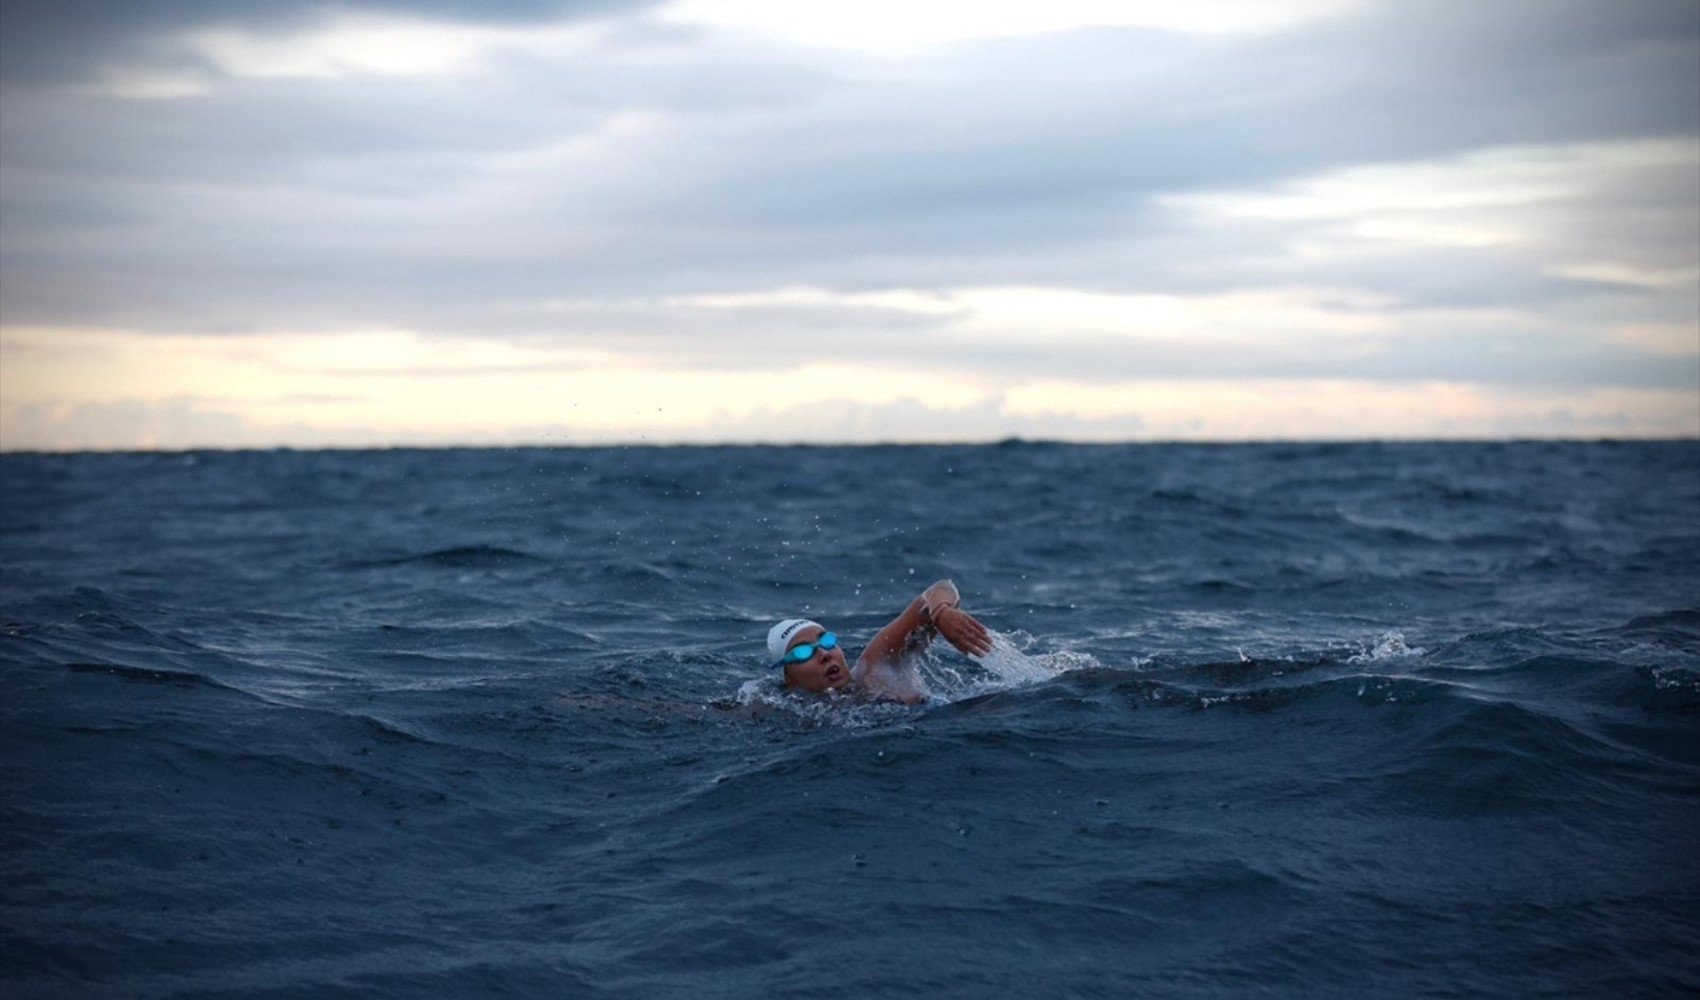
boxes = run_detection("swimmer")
[767,579,993,705]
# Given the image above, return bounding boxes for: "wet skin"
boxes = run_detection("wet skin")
[781,625,851,693]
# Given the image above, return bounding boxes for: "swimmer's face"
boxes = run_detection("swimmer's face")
[782,624,851,694]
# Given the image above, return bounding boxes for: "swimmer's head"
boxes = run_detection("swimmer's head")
[767,618,850,693]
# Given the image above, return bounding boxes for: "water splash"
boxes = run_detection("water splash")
[728,631,1099,723]
[730,675,913,728]
[914,631,1098,702]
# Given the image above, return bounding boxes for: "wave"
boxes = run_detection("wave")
[351,545,547,569]
[1622,606,1700,637]
[62,660,241,692]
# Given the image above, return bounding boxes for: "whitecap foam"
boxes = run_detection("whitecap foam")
[1649,665,1700,692]
[1347,631,1425,664]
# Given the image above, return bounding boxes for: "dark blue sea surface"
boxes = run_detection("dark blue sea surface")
[2,441,1697,998]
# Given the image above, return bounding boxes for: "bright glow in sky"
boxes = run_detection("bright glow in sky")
[0,0,1695,449]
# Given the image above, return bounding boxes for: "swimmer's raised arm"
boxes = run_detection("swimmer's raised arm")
[857,579,993,671]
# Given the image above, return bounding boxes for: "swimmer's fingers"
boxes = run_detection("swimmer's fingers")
[957,611,990,652]
[940,608,994,657]
[960,610,992,652]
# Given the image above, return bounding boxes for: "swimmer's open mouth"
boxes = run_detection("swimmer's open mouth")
[825,665,846,683]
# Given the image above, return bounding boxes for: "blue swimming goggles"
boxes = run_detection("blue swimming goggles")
[774,632,838,668]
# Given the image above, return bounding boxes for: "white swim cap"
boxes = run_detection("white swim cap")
[767,618,822,663]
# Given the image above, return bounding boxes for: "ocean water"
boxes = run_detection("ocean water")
[2,441,1697,999]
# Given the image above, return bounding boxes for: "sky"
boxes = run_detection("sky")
[0,0,1696,449]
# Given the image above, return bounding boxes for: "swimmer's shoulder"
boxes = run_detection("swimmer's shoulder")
[852,657,927,705]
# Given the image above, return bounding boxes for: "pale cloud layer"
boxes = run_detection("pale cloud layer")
[1,0,1695,448]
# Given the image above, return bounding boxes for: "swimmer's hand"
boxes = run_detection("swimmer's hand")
[934,605,993,658]
[861,579,992,671]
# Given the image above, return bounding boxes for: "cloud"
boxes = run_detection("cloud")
[2,396,257,451]
[658,0,1372,53]
[0,0,657,84]
[8,377,1695,451]
[3,325,1694,450]
[0,0,1695,446]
